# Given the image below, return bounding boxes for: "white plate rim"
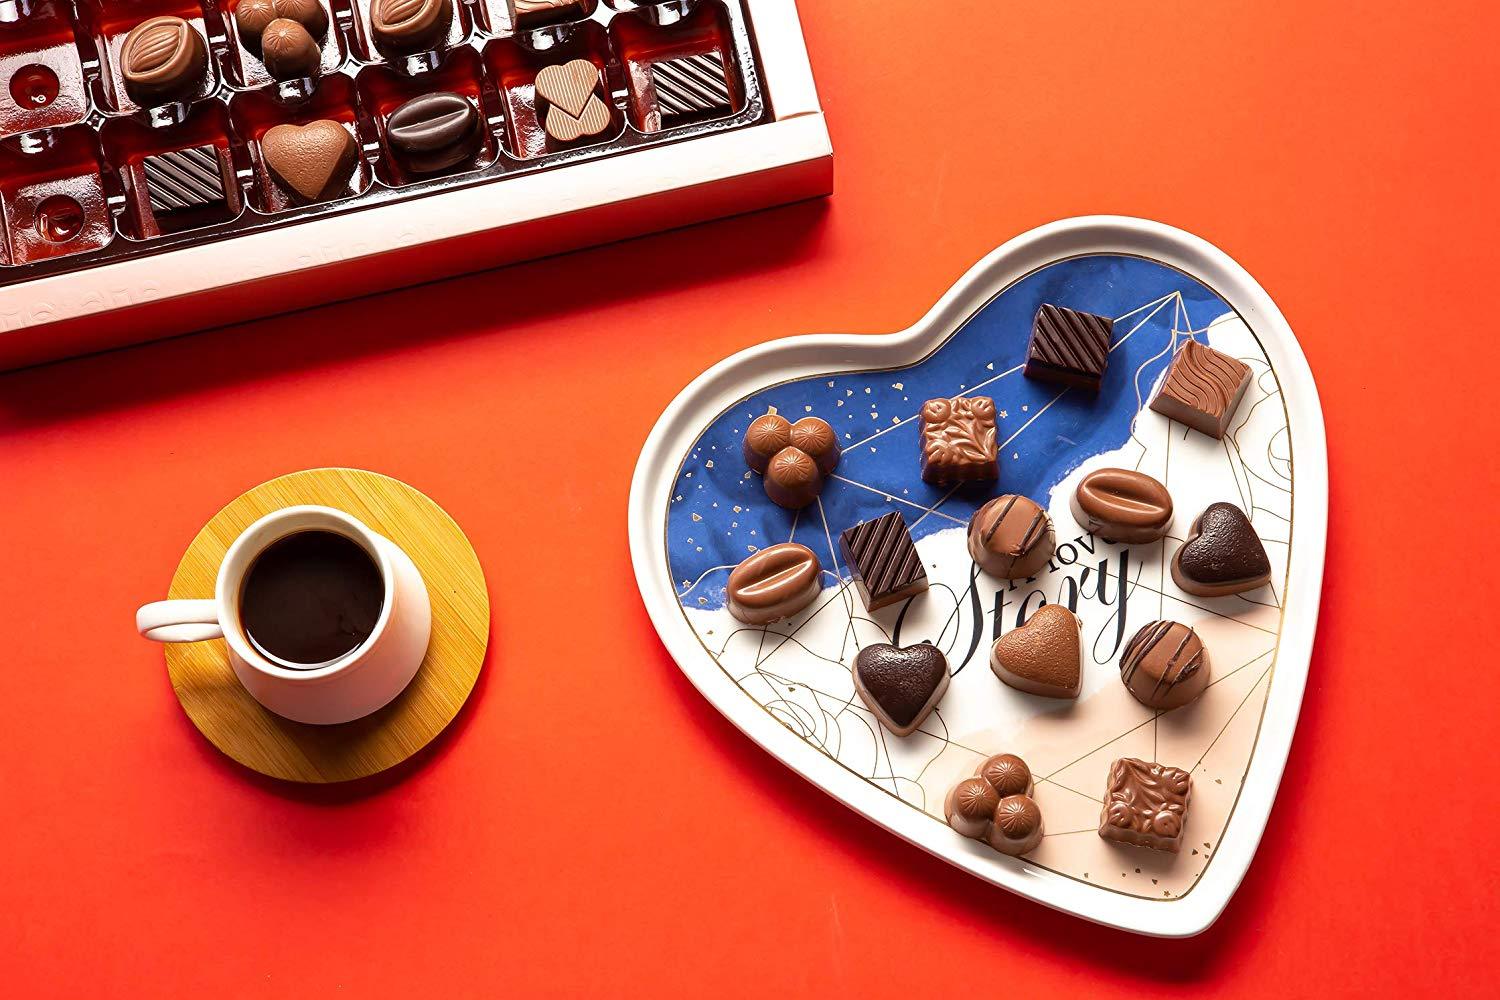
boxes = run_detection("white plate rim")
[627,215,1327,937]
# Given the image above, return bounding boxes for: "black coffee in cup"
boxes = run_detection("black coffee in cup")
[240,530,385,665]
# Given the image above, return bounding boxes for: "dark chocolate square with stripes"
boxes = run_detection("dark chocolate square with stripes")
[839,511,928,612]
[1024,304,1113,391]
[141,144,236,234]
[647,51,732,130]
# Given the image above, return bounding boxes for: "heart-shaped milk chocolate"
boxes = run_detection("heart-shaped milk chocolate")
[544,96,611,143]
[990,603,1081,699]
[1171,501,1271,597]
[262,119,358,204]
[535,58,601,118]
[535,59,611,143]
[853,641,949,736]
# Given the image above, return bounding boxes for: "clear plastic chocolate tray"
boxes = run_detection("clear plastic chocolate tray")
[629,217,1328,937]
[0,0,767,279]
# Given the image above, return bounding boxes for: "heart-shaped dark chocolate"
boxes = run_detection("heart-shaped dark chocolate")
[1171,502,1271,597]
[853,641,949,736]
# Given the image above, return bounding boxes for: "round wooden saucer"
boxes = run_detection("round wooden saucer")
[164,468,488,783]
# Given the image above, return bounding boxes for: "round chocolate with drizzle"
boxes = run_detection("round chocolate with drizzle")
[121,16,208,106]
[967,494,1055,580]
[1119,620,1209,710]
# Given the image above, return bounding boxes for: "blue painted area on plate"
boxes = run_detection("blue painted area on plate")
[668,254,1233,611]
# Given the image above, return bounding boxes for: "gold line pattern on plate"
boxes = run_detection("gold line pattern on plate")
[661,252,1297,904]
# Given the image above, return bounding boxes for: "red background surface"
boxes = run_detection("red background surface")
[3,2,1497,994]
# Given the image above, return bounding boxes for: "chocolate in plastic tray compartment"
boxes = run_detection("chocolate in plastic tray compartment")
[0,123,112,264]
[0,0,769,283]
[0,0,90,139]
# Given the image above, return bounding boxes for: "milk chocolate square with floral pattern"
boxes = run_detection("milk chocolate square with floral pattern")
[1098,757,1192,853]
[918,395,997,484]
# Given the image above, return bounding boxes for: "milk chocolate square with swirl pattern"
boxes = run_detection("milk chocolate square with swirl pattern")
[1149,339,1252,439]
[1099,757,1192,853]
[918,395,997,484]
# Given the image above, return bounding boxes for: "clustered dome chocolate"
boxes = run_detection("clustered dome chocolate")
[741,409,841,510]
[946,777,999,839]
[236,0,329,82]
[979,753,1031,798]
[944,753,1044,857]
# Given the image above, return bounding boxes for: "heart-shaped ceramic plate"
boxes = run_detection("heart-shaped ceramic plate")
[628,216,1326,937]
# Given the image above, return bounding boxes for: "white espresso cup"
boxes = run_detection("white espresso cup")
[136,506,432,725]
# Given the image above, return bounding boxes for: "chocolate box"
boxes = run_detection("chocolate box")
[0,0,831,369]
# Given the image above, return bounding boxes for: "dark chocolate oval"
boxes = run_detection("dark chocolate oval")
[387,92,481,173]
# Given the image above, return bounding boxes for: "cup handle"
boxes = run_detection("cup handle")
[136,600,223,643]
